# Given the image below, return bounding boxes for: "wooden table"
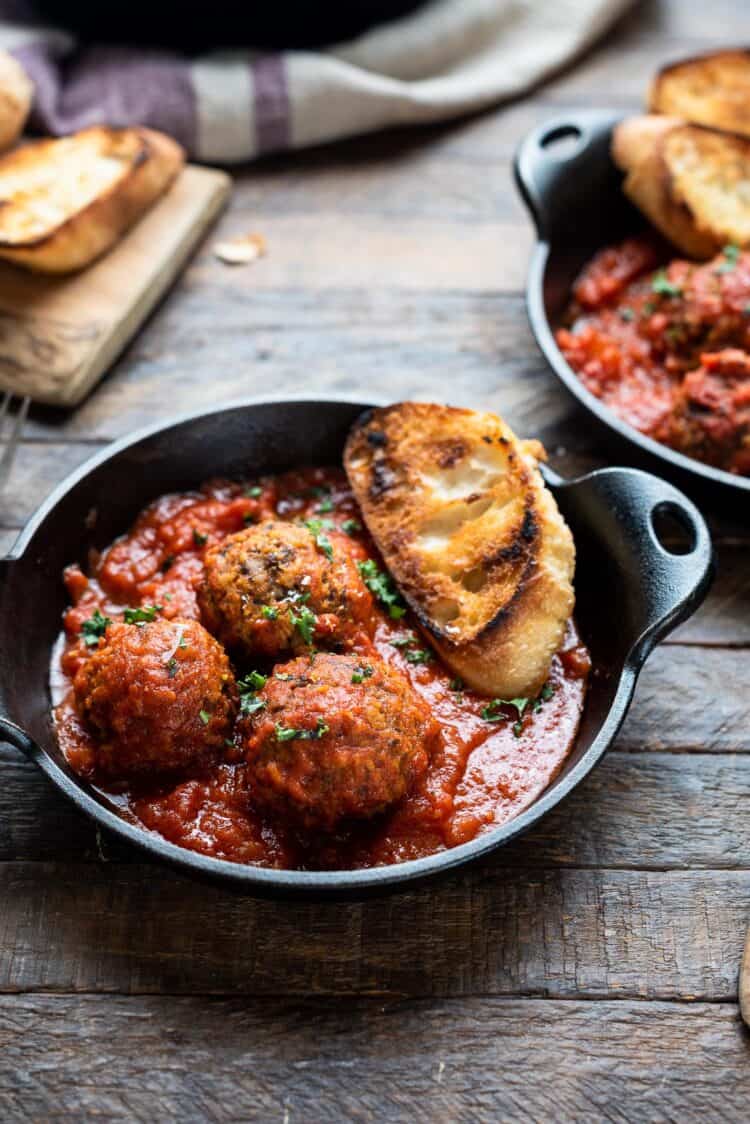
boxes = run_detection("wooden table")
[3,2,750,1118]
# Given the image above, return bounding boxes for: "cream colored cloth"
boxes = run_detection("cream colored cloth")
[1,0,635,163]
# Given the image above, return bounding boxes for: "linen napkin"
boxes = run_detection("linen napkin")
[0,0,634,163]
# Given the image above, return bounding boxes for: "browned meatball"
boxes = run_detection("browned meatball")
[655,349,750,475]
[73,617,237,777]
[242,652,439,829]
[198,521,373,659]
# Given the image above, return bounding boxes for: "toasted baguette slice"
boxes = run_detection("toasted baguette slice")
[0,51,32,153]
[0,125,185,273]
[612,115,750,258]
[344,403,575,700]
[650,50,750,138]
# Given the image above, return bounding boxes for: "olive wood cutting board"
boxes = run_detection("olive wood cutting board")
[0,164,231,407]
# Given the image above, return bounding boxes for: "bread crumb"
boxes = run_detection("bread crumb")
[214,232,267,265]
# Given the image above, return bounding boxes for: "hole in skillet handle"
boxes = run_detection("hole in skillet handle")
[538,124,584,159]
[651,502,697,556]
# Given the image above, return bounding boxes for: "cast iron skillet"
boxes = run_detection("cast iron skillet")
[514,108,750,507]
[0,396,713,898]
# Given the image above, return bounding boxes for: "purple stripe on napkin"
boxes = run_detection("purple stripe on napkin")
[12,42,197,152]
[251,54,290,155]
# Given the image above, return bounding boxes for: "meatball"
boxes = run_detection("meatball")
[656,349,750,474]
[73,617,237,777]
[242,652,439,829]
[198,521,373,659]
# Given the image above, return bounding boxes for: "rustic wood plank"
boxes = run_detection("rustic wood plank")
[22,292,570,443]
[0,862,746,998]
[0,995,748,1122]
[2,749,749,870]
[618,646,750,752]
[671,546,750,646]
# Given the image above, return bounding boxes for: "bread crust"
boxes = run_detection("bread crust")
[0,51,32,153]
[612,115,750,258]
[0,126,185,273]
[649,49,750,138]
[344,403,575,700]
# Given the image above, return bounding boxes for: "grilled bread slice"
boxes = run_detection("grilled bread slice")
[344,403,575,700]
[0,125,185,273]
[0,51,32,153]
[649,50,750,138]
[612,115,750,258]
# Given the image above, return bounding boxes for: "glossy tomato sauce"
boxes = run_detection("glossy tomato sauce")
[52,467,590,870]
[557,236,750,475]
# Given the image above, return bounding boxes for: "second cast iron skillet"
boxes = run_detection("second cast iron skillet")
[514,108,750,508]
[0,397,713,898]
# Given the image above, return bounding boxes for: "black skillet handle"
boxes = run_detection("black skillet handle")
[547,465,715,665]
[514,109,624,243]
[0,714,35,756]
[0,556,36,758]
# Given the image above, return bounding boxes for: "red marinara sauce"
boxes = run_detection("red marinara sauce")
[556,236,750,475]
[52,467,591,871]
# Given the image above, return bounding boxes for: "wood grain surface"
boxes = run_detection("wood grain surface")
[3,2,750,1120]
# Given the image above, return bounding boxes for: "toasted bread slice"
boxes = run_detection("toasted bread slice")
[612,115,750,258]
[0,125,185,273]
[344,403,575,700]
[650,50,750,138]
[0,51,32,153]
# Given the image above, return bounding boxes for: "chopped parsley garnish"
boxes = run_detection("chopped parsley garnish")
[309,486,329,499]
[179,634,188,649]
[716,243,741,274]
[275,717,330,742]
[289,603,317,646]
[237,670,268,718]
[390,630,432,664]
[245,485,263,498]
[241,695,266,716]
[619,307,635,322]
[303,518,334,561]
[317,497,335,514]
[167,657,178,679]
[357,559,406,619]
[239,670,268,692]
[480,697,529,723]
[199,709,211,725]
[192,529,208,547]
[532,682,556,713]
[351,664,374,684]
[449,677,464,692]
[261,605,278,620]
[161,555,175,573]
[123,604,162,625]
[651,270,682,298]
[81,608,112,647]
[341,519,362,536]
